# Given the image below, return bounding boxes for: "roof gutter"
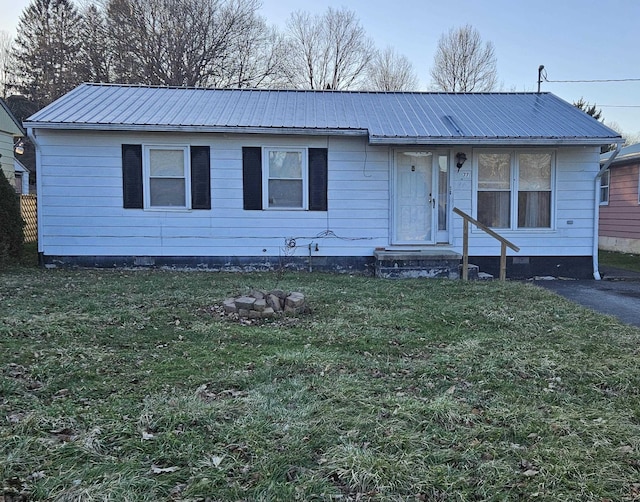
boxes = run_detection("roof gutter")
[593,143,622,280]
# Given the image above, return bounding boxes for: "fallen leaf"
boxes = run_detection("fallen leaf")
[142,432,156,440]
[210,455,224,468]
[150,465,180,474]
[618,445,633,453]
[522,469,539,477]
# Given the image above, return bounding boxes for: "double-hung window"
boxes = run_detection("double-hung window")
[264,148,307,209]
[477,153,511,228]
[122,144,211,210]
[476,151,554,229]
[242,146,327,211]
[518,153,552,228]
[144,146,190,208]
[600,170,610,205]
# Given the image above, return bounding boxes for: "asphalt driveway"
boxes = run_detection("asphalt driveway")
[533,267,640,327]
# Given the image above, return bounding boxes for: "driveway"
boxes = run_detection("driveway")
[533,267,640,327]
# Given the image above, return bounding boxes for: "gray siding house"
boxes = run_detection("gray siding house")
[25,83,622,278]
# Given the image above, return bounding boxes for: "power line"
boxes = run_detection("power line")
[544,78,640,83]
[599,104,640,108]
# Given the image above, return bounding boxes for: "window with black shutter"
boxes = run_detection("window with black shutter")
[191,146,211,210]
[122,144,210,210]
[122,144,143,209]
[242,146,327,211]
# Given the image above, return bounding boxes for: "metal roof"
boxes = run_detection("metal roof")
[25,83,622,146]
[600,143,640,166]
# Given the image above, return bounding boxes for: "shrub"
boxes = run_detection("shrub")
[0,168,24,266]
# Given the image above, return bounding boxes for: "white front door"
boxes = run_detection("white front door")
[394,152,435,244]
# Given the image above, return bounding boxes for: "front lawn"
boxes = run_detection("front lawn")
[1,269,639,501]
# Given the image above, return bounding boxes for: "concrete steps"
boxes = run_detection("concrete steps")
[373,249,493,280]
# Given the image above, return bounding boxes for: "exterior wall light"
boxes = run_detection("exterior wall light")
[14,139,24,155]
[456,152,467,170]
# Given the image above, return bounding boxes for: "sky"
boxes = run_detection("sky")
[1,0,639,136]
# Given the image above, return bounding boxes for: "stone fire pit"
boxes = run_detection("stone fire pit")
[222,289,308,320]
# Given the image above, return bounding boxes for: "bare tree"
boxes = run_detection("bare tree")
[11,0,85,107]
[430,24,497,92]
[105,0,264,87]
[603,121,640,149]
[367,46,418,91]
[210,14,289,88]
[0,31,13,99]
[284,7,374,90]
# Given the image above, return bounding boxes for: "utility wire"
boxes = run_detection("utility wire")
[544,77,640,83]
[599,104,640,108]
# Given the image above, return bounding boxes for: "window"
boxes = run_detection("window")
[242,147,328,211]
[476,151,553,229]
[600,169,609,205]
[265,148,306,209]
[518,153,551,228]
[122,144,210,210]
[146,146,189,208]
[477,153,511,228]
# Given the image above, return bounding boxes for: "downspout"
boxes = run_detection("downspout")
[593,143,621,280]
[26,127,43,261]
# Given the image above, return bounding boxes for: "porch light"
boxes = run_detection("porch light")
[14,139,24,155]
[456,152,467,170]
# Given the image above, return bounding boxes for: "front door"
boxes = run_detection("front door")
[394,152,435,244]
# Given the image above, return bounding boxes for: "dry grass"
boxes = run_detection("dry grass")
[1,268,640,501]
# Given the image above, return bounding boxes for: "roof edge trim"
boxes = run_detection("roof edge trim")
[23,123,370,137]
[369,137,624,146]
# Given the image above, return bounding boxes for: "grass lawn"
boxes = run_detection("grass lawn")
[600,250,640,273]
[2,267,640,501]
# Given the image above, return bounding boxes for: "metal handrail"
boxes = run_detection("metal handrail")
[453,207,520,281]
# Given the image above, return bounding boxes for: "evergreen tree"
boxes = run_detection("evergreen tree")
[573,98,603,121]
[0,169,24,266]
[77,4,111,83]
[11,0,84,107]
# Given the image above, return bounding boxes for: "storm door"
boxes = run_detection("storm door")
[393,151,449,245]
[394,152,435,244]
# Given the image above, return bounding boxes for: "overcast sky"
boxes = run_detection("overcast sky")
[2,0,639,135]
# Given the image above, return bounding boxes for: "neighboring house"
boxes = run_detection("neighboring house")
[0,98,25,185]
[599,143,640,253]
[14,158,30,194]
[24,83,622,278]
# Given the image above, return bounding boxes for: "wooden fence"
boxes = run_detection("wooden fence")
[20,194,37,243]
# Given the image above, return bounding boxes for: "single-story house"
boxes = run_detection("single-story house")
[24,83,622,278]
[599,143,640,254]
[0,98,24,186]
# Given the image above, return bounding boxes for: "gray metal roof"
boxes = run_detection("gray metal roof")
[25,83,622,146]
[601,143,640,166]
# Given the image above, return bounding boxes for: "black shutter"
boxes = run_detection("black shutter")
[122,144,143,209]
[308,148,328,211]
[242,146,262,210]
[190,146,211,210]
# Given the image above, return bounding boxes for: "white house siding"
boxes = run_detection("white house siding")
[36,130,390,260]
[36,128,600,265]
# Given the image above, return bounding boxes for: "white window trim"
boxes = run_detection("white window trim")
[473,149,556,231]
[262,147,308,210]
[600,169,610,206]
[142,145,191,210]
